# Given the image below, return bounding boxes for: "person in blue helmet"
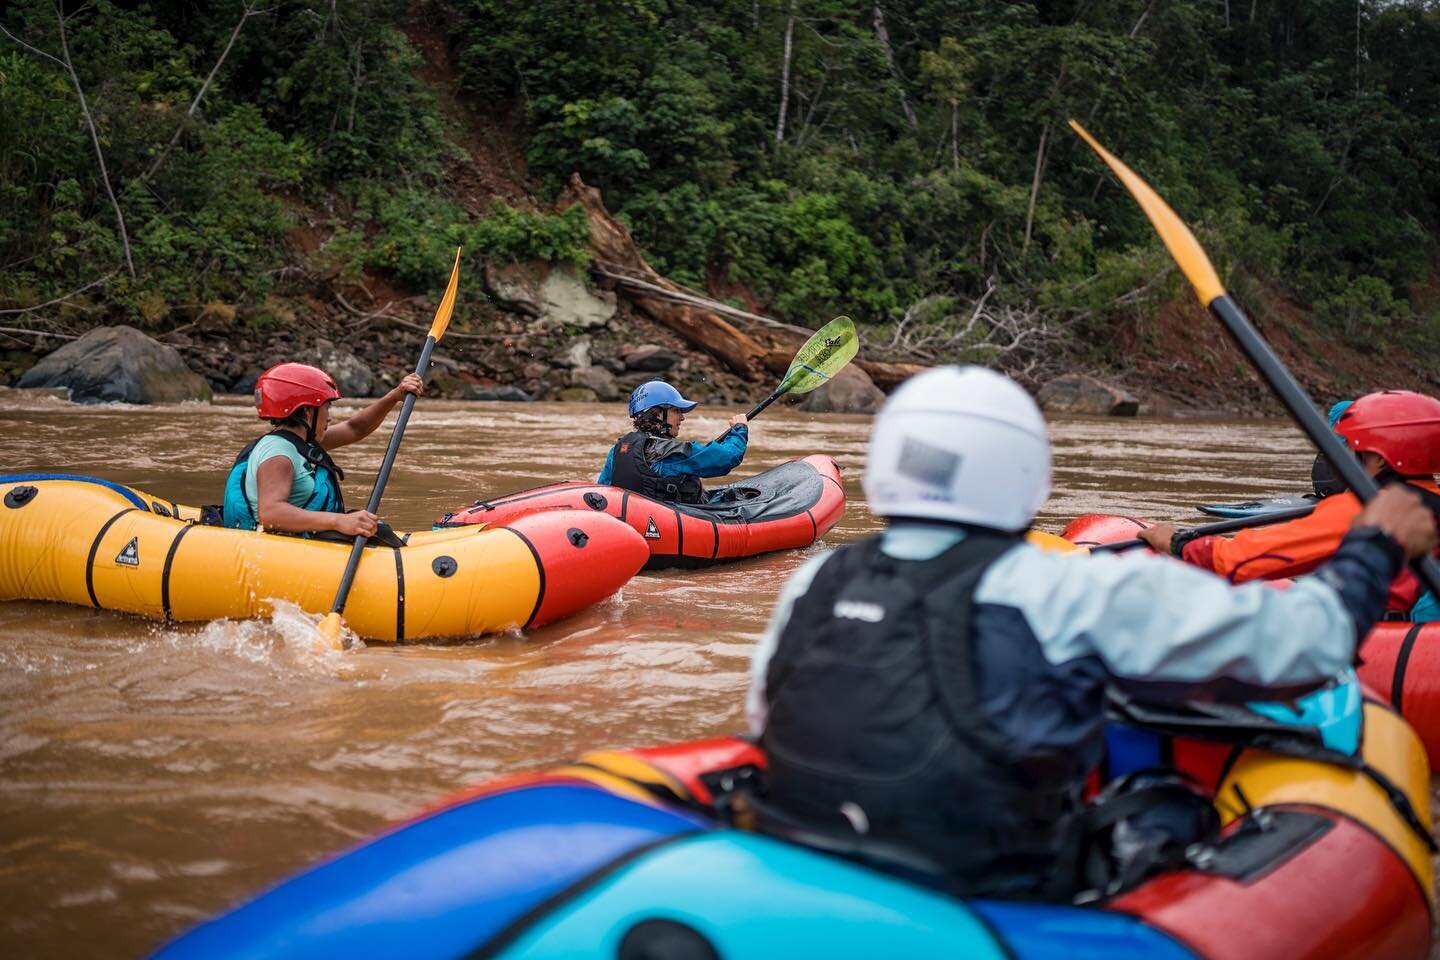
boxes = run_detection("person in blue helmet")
[598,380,749,504]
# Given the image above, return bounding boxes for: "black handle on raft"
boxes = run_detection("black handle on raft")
[328,334,437,616]
[1090,504,1317,554]
[1209,295,1440,595]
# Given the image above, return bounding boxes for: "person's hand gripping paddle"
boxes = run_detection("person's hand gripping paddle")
[714,315,859,440]
[1069,121,1440,597]
[315,248,461,649]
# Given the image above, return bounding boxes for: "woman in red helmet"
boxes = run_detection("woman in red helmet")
[220,363,423,537]
[1140,390,1440,618]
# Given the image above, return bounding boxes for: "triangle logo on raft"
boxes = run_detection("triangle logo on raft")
[115,538,139,567]
[644,517,661,539]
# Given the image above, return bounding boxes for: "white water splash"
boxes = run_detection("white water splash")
[178,600,366,668]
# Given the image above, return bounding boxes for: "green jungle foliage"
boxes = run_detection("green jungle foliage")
[2,0,1438,359]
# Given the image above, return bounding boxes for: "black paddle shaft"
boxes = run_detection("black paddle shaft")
[1210,295,1440,595]
[709,387,784,444]
[328,334,438,615]
[1090,504,1316,554]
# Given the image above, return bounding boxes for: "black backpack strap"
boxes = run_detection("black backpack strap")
[764,539,886,700]
[266,429,345,482]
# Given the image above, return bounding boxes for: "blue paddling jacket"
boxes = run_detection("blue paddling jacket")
[598,425,748,504]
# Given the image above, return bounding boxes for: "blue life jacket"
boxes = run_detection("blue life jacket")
[1414,591,1438,623]
[221,430,345,531]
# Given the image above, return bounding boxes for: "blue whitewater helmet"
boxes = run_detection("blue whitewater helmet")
[628,380,698,418]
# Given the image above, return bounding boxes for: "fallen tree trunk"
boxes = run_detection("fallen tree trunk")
[855,359,927,391]
[567,173,928,391]
[567,174,767,381]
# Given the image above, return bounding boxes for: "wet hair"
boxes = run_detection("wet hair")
[632,407,673,438]
[269,406,322,443]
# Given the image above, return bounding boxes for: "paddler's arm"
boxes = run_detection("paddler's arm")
[1041,488,1432,700]
[598,446,616,484]
[254,457,377,537]
[1140,495,1357,582]
[322,373,424,449]
[655,420,749,479]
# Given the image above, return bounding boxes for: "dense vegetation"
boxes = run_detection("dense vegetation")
[3,0,1438,373]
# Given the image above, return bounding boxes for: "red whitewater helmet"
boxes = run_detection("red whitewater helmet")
[1335,390,1440,475]
[254,363,340,420]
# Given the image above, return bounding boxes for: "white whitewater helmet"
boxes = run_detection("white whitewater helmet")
[863,365,1051,532]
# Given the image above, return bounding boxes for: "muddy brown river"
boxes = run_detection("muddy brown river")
[0,393,1323,957]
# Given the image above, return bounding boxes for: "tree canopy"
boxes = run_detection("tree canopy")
[2,0,1437,370]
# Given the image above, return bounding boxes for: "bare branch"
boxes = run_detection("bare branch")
[775,0,798,146]
[591,263,815,337]
[0,23,64,66]
[872,5,917,131]
[54,2,135,278]
[346,39,363,133]
[0,271,116,316]
[1021,122,1049,261]
[142,0,265,183]
[334,290,502,342]
[0,326,79,341]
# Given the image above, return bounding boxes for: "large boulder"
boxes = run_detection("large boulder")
[18,325,212,404]
[558,386,599,402]
[558,336,592,369]
[623,344,679,372]
[484,262,616,331]
[797,364,885,415]
[464,385,532,402]
[571,364,620,401]
[1036,374,1138,416]
[304,341,374,398]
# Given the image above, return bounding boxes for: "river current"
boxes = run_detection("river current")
[0,393,1319,956]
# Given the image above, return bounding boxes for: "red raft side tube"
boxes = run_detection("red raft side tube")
[493,509,651,628]
[1060,512,1152,546]
[1109,701,1434,960]
[1356,623,1440,769]
[437,455,846,571]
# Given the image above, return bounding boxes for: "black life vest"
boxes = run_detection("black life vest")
[761,529,1083,899]
[607,431,704,504]
[221,430,345,531]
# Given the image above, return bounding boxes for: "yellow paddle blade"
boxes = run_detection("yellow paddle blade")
[1068,120,1226,308]
[781,316,859,395]
[314,611,345,651]
[428,247,462,343]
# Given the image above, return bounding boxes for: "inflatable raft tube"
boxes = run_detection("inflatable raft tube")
[1197,494,1315,519]
[158,699,1433,960]
[0,474,648,642]
[436,455,846,570]
[1353,622,1440,769]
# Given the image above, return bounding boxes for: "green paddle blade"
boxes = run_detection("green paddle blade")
[780,316,859,395]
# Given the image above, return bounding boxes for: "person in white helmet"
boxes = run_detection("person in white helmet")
[745,365,1435,900]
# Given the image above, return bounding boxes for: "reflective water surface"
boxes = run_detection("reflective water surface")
[0,394,1319,957]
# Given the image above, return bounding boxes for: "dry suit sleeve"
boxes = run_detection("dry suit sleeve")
[1180,494,1359,582]
[985,529,1400,702]
[653,425,748,479]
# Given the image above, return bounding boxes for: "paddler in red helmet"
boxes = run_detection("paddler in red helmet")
[1141,390,1440,620]
[219,363,423,537]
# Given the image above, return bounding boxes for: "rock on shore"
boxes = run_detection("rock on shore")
[797,364,886,414]
[17,325,212,405]
[1036,374,1138,416]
